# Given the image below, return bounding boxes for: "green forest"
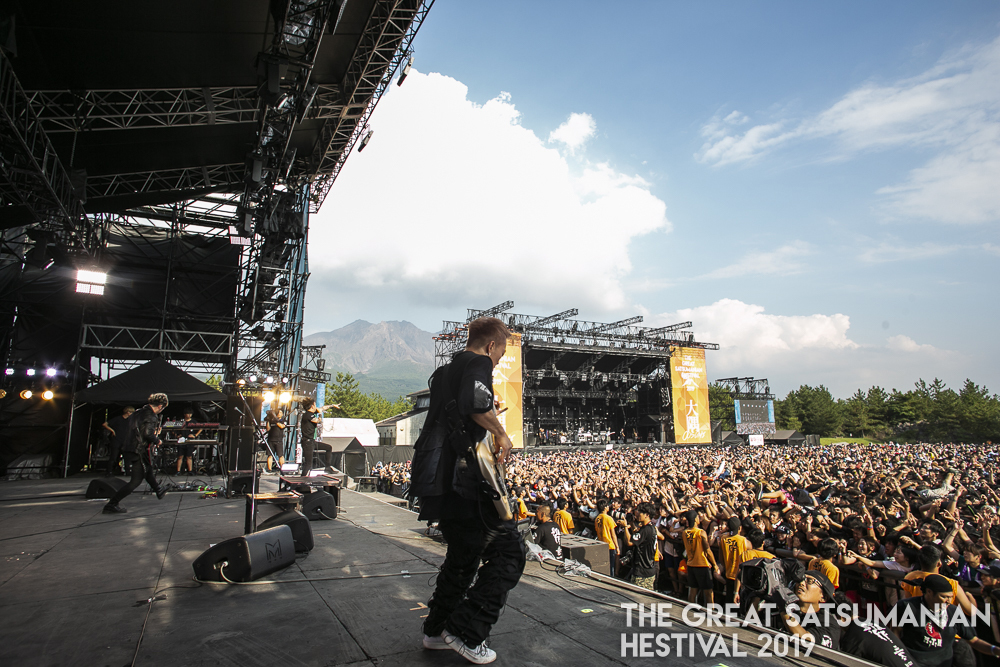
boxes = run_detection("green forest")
[323,372,413,423]
[711,378,1000,443]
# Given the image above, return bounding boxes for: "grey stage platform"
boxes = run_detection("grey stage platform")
[0,474,866,667]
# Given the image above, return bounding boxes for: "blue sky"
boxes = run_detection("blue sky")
[306,1,1000,398]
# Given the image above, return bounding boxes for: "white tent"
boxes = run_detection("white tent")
[320,418,379,447]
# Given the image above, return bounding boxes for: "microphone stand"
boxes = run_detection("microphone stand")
[234,390,283,533]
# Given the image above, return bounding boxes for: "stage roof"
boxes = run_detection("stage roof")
[2,0,424,215]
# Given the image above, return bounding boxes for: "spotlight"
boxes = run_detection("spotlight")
[26,369,35,376]
[46,368,57,377]
[236,378,246,387]
[76,269,107,296]
[397,55,413,86]
[281,377,288,384]
[4,368,13,375]
[42,390,54,400]
[19,389,32,399]
[249,374,258,383]
[264,376,274,384]
[357,128,373,152]
[263,391,276,402]
[0,389,5,399]
[279,391,291,403]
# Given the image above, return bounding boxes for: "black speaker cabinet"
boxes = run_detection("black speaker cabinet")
[229,470,259,496]
[192,525,295,582]
[256,509,314,553]
[86,477,127,499]
[560,533,611,575]
[301,490,337,521]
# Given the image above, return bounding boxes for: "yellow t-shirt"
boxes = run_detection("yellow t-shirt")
[901,571,960,600]
[808,558,841,588]
[594,513,617,550]
[683,527,710,567]
[722,534,751,581]
[515,498,529,521]
[741,548,775,563]
[554,509,574,534]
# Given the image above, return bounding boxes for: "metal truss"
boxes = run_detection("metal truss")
[86,164,244,201]
[81,324,232,360]
[306,0,434,211]
[0,49,92,249]
[715,376,773,400]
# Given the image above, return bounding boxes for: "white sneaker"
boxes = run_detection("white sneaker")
[422,634,449,650]
[441,630,497,664]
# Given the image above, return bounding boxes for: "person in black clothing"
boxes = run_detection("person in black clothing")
[411,317,525,665]
[534,505,562,559]
[264,408,286,471]
[175,407,202,475]
[102,406,134,476]
[892,574,1000,667]
[299,398,332,475]
[624,502,658,590]
[104,393,170,513]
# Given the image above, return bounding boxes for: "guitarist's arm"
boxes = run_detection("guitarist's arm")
[471,411,514,464]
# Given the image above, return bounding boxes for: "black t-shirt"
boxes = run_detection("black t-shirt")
[299,410,320,440]
[535,520,562,559]
[841,622,916,667]
[893,597,976,667]
[107,415,130,447]
[453,351,494,443]
[801,613,842,651]
[631,523,657,578]
[265,414,284,445]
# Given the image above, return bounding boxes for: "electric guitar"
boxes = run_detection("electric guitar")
[473,409,514,521]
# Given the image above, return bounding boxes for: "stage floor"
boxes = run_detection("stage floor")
[0,475,862,667]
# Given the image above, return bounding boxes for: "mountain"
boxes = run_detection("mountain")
[303,320,435,398]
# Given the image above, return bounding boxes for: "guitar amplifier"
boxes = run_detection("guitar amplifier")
[560,533,611,575]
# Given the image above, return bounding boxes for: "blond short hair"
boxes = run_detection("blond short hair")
[148,393,169,407]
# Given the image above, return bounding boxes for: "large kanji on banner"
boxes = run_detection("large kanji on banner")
[670,347,712,444]
[493,333,524,449]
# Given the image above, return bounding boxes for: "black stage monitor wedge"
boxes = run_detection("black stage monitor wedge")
[86,477,127,499]
[192,525,295,582]
[256,509,314,553]
[559,533,612,576]
[301,490,337,521]
[229,470,258,496]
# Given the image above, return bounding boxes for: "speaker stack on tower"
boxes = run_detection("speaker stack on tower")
[192,525,296,582]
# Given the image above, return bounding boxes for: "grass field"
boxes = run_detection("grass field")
[820,437,883,445]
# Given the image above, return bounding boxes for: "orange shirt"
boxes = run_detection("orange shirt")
[901,570,960,599]
[554,509,574,534]
[594,513,617,550]
[514,498,529,521]
[683,527,710,567]
[808,558,841,588]
[721,534,751,581]
[741,548,775,563]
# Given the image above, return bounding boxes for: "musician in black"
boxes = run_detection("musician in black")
[104,393,169,513]
[175,407,202,475]
[299,398,332,475]
[412,317,525,665]
[264,408,286,471]
[102,405,134,476]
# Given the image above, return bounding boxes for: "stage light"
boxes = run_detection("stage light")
[236,378,246,387]
[264,376,274,384]
[76,269,107,296]
[26,369,35,376]
[46,368,57,377]
[397,55,413,86]
[0,389,5,399]
[4,368,13,375]
[249,374,258,383]
[19,389,32,399]
[42,390,54,400]
[279,391,291,403]
[281,377,288,384]
[357,128,373,152]
[263,391,276,402]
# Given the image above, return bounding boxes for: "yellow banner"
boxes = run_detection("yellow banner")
[670,347,711,444]
[493,333,524,449]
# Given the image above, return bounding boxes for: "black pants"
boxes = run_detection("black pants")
[301,438,332,475]
[109,450,160,505]
[106,440,124,474]
[423,512,526,647]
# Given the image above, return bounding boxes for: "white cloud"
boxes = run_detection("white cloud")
[700,240,812,279]
[649,299,958,396]
[695,34,1000,224]
[307,72,668,324]
[548,112,597,152]
[858,241,963,263]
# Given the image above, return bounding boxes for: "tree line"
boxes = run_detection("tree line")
[324,372,413,423]
[767,378,1000,442]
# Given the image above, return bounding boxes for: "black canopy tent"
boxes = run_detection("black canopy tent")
[321,436,368,479]
[75,357,225,405]
[67,358,225,473]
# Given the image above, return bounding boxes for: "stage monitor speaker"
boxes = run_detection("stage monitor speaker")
[86,477,127,499]
[257,509,313,552]
[192,525,295,582]
[229,470,258,496]
[559,534,611,576]
[301,490,337,521]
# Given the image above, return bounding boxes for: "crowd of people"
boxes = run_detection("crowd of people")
[504,442,1000,667]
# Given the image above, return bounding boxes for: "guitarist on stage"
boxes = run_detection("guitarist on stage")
[411,317,525,665]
